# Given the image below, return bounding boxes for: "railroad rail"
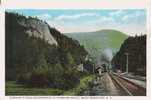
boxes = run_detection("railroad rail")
[109,72,146,96]
[121,74,146,81]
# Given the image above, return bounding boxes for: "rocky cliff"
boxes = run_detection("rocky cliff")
[18,16,58,45]
[111,35,146,76]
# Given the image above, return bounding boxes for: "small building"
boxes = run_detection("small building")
[77,64,84,72]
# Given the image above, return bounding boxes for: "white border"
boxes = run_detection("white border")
[1,0,150,9]
[0,0,151,100]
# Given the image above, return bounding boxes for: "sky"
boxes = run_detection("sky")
[7,9,146,36]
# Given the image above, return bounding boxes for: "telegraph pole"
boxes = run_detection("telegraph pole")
[125,53,129,73]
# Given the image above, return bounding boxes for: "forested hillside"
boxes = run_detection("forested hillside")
[112,35,146,76]
[5,12,90,89]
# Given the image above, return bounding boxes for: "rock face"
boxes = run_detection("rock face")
[18,18,58,45]
[5,12,89,89]
[112,35,146,76]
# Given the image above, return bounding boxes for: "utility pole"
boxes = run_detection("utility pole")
[93,63,95,74]
[125,53,129,73]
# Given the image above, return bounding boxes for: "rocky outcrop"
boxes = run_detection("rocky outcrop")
[111,35,146,76]
[18,18,58,45]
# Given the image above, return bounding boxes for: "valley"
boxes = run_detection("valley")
[5,11,146,96]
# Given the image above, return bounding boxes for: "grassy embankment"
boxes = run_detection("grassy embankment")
[6,75,94,95]
[63,75,94,95]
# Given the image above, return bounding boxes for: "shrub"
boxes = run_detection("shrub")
[61,67,80,90]
[16,73,31,84]
[28,66,49,88]
[29,72,49,88]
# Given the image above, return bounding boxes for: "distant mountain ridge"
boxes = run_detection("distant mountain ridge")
[65,29,128,60]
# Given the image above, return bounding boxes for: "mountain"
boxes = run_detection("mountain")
[112,35,146,76]
[65,29,128,60]
[5,12,89,89]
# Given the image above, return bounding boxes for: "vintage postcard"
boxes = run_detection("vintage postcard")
[0,0,151,100]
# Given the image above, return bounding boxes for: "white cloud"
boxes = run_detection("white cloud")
[134,11,145,17]
[109,10,124,16]
[122,15,129,21]
[55,13,98,20]
[45,10,146,35]
[121,11,145,21]
[47,18,146,35]
[37,13,52,20]
[101,16,114,22]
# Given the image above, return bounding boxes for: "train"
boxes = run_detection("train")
[95,63,108,76]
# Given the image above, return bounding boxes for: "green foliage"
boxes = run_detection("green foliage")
[61,67,80,89]
[17,73,31,84]
[64,75,94,95]
[29,66,49,88]
[112,35,146,76]
[66,52,75,67]
[6,75,94,96]
[20,64,81,90]
[6,81,63,95]
[49,27,88,64]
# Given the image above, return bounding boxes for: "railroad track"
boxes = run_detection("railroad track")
[121,74,146,82]
[109,72,146,96]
